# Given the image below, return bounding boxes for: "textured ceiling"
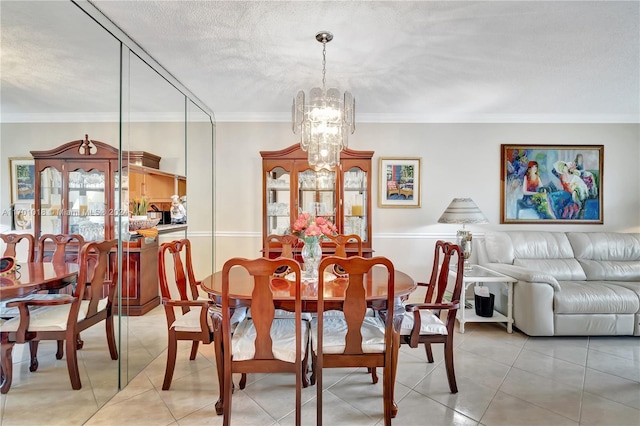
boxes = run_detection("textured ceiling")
[2,1,639,123]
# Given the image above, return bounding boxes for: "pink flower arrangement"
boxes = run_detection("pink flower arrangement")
[291,212,337,240]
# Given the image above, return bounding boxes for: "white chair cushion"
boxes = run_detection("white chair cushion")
[310,315,386,355]
[0,293,70,318]
[399,309,448,336]
[231,317,309,363]
[247,308,312,321]
[0,298,108,332]
[172,305,247,332]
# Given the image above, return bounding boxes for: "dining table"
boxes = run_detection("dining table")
[0,262,79,301]
[201,264,416,418]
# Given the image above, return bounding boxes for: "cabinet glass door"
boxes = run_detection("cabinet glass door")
[298,168,336,223]
[342,167,368,241]
[266,166,291,235]
[68,169,106,241]
[39,166,63,237]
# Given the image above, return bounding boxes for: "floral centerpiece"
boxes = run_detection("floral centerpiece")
[290,212,336,281]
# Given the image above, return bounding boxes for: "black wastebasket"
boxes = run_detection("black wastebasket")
[474,293,495,317]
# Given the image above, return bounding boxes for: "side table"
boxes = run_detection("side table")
[450,264,515,333]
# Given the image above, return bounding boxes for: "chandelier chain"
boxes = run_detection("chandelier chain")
[321,41,327,90]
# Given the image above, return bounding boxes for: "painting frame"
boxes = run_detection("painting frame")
[378,157,421,208]
[9,157,36,204]
[12,202,34,231]
[501,144,603,224]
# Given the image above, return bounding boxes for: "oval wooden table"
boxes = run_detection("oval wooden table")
[201,265,416,418]
[0,262,79,301]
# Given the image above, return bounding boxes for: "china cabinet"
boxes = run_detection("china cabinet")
[30,135,184,315]
[261,144,373,258]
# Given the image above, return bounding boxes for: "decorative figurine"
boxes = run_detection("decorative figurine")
[170,194,186,224]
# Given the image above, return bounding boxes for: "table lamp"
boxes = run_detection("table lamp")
[437,198,489,270]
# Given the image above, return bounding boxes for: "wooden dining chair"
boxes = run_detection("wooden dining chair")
[264,234,299,259]
[37,233,85,263]
[312,255,395,426]
[221,257,307,426]
[400,240,464,393]
[0,234,36,319]
[327,233,362,257]
[1,233,35,262]
[0,239,118,392]
[158,238,246,391]
[28,233,86,371]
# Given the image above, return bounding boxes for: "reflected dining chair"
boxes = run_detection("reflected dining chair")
[312,255,395,426]
[0,239,118,392]
[221,257,307,426]
[0,233,36,319]
[400,240,464,393]
[29,233,86,371]
[1,233,35,262]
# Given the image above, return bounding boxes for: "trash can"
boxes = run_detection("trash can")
[474,289,495,317]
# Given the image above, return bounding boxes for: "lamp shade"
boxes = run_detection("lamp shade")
[437,198,488,224]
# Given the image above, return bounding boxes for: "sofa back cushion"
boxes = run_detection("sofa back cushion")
[484,231,586,280]
[567,232,640,281]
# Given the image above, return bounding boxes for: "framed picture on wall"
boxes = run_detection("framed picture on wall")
[12,202,34,231]
[379,157,421,208]
[501,144,603,224]
[9,157,36,204]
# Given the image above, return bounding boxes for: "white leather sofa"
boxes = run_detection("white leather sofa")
[477,231,640,336]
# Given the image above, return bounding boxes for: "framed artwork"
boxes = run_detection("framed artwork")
[9,157,36,203]
[12,202,33,231]
[379,157,421,208]
[501,144,603,224]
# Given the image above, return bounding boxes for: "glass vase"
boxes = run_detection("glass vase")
[301,237,322,282]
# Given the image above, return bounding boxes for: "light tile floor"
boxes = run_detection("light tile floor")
[1,306,639,425]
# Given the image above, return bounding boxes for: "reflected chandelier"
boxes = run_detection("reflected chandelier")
[292,31,355,171]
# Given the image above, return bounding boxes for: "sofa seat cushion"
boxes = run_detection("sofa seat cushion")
[555,281,639,314]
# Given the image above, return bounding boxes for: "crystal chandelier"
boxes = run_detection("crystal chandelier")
[292,31,355,171]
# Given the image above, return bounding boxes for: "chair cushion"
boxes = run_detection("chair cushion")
[172,306,247,332]
[247,308,312,321]
[0,293,70,318]
[0,298,108,332]
[231,317,309,363]
[399,310,447,336]
[310,315,386,354]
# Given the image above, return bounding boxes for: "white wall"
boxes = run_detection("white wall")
[214,122,640,283]
[2,121,638,284]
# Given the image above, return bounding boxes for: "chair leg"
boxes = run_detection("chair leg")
[424,342,434,363]
[105,314,118,360]
[222,364,233,426]
[56,340,64,359]
[383,365,392,426]
[189,341,199,360]
[369,367,378,384]
[310,351,317,386]
[1,337,14,394]
[444,339,458,393]
[162,333,178,390]
[239,373,247,389]
[29,341,39,372]
[65,333,81,390]
[301,350,309,388]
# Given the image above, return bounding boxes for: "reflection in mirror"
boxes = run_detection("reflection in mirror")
[120,51,187,385]
[0,0,121,423]
[187,100,214,284]
[1,2,214,422]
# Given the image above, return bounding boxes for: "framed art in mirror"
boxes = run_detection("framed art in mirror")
[9,157,35,204]
[379,157,421,208]
[501,144,603,224]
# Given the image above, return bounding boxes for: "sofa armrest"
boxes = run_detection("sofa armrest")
[484,263,560,291]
